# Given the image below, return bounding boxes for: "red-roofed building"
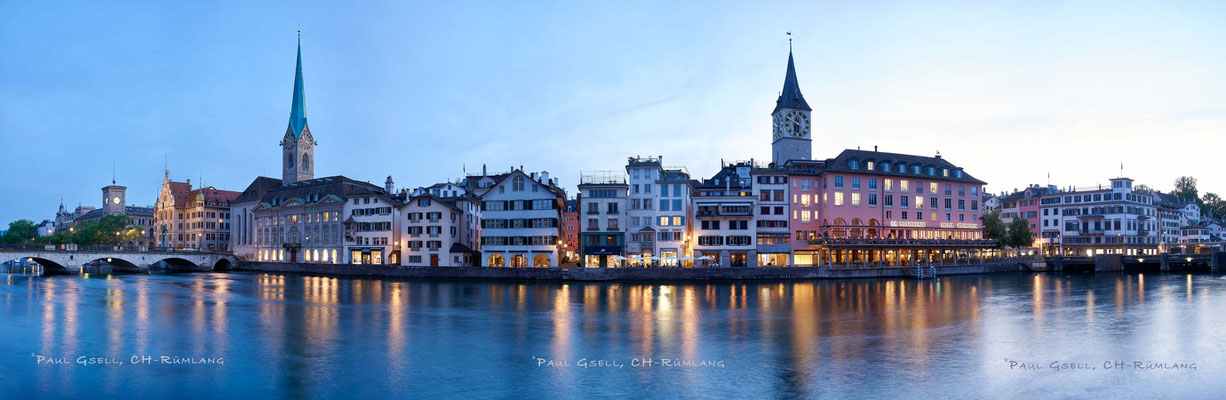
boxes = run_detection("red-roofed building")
[154,169,241,250]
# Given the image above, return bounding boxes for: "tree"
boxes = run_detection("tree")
[1134,184,1153,193]
[1,219,38,244]
[981,211,1007,247]
[1173,176,1199,204]
[1203,192,1226,219]
[1006,217,1033,248]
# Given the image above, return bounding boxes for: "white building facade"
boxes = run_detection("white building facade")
[401,194,481,267]
[476,169,566,268]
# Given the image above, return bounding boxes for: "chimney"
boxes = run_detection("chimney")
[385,176,394,194]
[874,145,878,152]
[540,171,550,185]
[482,164,487,176]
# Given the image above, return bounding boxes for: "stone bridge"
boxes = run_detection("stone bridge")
[0,245,239,275]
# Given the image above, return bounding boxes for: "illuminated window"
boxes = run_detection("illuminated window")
[851,193,861,206]
[835,192,844,206]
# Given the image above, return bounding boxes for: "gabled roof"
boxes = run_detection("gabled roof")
[822,149,987,185]
[402,193,467,212]
[234,176,284,204]
[187,187,241,207]
[772,49,811,115]
[473,169,567,199]
[238,175,394,208]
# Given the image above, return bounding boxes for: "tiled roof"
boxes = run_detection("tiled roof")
[234,177,283,204]
[239,175,394,207]
[821,149,987,185]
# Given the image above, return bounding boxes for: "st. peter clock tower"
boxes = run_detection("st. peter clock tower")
[771,45,812,165]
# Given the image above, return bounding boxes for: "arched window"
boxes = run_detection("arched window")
[532,254,551,268]
[488,254,505,267]
[285,152,295,168]
[302,153,311,171]
[833,218,848,238]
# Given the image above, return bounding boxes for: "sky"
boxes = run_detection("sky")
[2,1,1225,225]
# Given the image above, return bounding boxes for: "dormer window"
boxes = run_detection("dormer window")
[882,162,891,172]
[942,168,949,177]
[912,165,921,174]
[866,161,874,170]
[849,160,859,169]
[954,169,963,178]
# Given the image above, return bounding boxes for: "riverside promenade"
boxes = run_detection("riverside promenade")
[238,258,1034,281]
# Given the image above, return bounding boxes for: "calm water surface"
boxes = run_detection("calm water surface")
[1,271,1223,398]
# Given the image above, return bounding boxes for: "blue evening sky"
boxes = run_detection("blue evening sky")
[2,1,1225,225]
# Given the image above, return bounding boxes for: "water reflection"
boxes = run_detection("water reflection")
[2,272,1225,398]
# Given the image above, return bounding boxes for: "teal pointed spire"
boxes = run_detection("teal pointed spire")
[288,33,308,139]
[772,47,811,114]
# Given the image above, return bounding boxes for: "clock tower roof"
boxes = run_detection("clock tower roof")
[772,49,811,114]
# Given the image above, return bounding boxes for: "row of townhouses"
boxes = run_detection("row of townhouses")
[988,179,1222,256]
[194,37,995,268]
[62,35,1220,268]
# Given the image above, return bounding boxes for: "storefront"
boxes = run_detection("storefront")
[349,248,384,265]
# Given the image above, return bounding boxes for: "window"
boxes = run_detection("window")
[851,177,861,190]
[834,176,844,189]
[851,193,861,206]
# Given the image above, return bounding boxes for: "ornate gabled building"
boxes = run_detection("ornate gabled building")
[153,169,240,250]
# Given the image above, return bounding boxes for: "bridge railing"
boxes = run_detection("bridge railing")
[0,244,232,255]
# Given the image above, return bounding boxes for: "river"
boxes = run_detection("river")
[0,271,1222,398]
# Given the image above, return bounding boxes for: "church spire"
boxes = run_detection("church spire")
[288,31,308,139]
[772,44,811,115]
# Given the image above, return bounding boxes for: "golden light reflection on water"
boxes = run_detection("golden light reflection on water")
[387,281,406,382]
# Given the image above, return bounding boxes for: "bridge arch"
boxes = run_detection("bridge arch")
[86,257,143,273]
[152,257,204,272]
[213,258,234,271]
[2,257,69,274]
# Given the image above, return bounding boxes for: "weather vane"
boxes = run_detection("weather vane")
[787,31,792,49]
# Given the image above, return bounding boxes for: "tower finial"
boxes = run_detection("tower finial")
[112,162,116,185]
[787,31,792,51]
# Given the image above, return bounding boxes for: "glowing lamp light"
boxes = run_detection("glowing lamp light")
[1187,257,1193,262]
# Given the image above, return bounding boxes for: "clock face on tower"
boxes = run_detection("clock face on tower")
[772,114,783,141]
[112,197,121,205]
[784,110,809,138]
